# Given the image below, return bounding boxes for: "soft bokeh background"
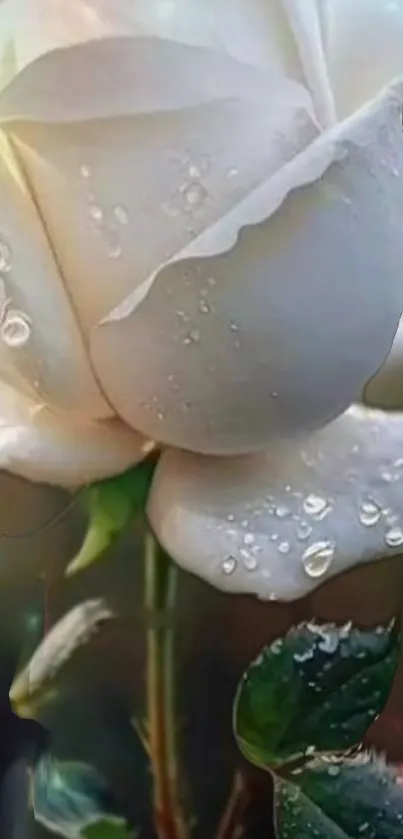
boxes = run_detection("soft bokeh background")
[0,474,402,837]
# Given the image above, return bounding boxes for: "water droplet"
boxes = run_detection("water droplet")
[157,410,165,421]
[359,500,381,527]
[1,310,32,348]
[275,505,290,519]
[327,765,341,777]
[278,541,290,554]
[89,204,103,223]
[108,241,122,259]
[113,204,129,225]
[182,181,208,207]
[199,299,212,315]
[0,235,12,273]
[188,164,201,179]
[226,167,239,179]
[303,494,330,518]
[183,329,200,345]
[241,550,258,571]
[229,322,239,332]
[270,533,279,542]
[297,522,312,541]
[244,533,255,545]
[207,276,217,287]
[79,163,91,179]
[227,514,235,523]
[385,526,403,548]
[381,469,400,483]
[221,556,237,576]
[271,391,279,398]
[302,541,335,579]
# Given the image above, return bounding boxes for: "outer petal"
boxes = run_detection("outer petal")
[0,130,110,419]
[0,0,311,79]
[3,44,403,454]
[323,0,403,117]
[148,405,403,602]
[364,317,403,410]
[0,381,152,487]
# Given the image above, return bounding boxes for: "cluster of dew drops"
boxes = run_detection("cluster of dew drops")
[80,163,130,260]
[0,234,32,350]
[219,483,403,591]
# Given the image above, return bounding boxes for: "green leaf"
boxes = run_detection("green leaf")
[275,778,350,839]
[234,620,399,768]
[66,459,157,576]
[32,755,120,838]
[10,600,112,714]
[276,753,403,839]
[82,817,135,839]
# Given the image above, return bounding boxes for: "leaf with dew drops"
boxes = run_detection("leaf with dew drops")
[276,752,403,839]
[234,619,399,769]
[66,458,157,577]
[32,755,121,839]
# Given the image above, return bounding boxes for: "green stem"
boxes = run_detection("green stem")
[145,532,189,839]
[215,772,248,839]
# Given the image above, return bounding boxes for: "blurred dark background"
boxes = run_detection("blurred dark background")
[0,472,402,838]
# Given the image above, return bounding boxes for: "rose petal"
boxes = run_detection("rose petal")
[0,381,152,486]
[148,405,403,602]
[0,0,309,79]
[91,86,403,453]
[364,317,403,410]
[323,0,403,117]
[0,130,110,419]
[3,43,403,454]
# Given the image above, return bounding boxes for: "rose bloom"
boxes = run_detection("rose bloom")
[0,0,403,600]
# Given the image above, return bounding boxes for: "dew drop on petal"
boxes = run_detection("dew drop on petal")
[221,556,237,576]
[89,204,104,223]
[302,541,335,579]
[297,522,312,541]
[303,494,328,518]
[113,204,130,225]
[240,549,258,571]
[1,310,32,348]
[182,181,208,207]
[385,526,403,548]
[108,241,123,259]
[278,541,290,554]
[199,299,213,315]
[79,164,91,179]
[359,500,381,527]
[183,329,201,346]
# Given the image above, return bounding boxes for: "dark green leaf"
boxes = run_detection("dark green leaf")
[275,778,351,839]
[32,754,119,838]
[234,620,399,767]
[295,753,403,838]
[66,459,157,576]
[82,817,135,839]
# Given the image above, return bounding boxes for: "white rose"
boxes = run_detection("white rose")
[1,0,403,600]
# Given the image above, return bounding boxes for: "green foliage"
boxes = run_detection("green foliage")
[82,818,135,839]
[233,619,402,838]
[234,620,399,768]
[32,755,124,838]
[66,458,157,576]
[276,754,403,839]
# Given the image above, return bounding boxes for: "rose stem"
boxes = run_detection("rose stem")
[145,532,189,839]
[215,771,248,839]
